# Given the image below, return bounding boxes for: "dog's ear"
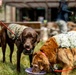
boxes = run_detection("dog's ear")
[36,33,40,43]
[19,33,23,43]
[35,30,40,44]
[33,52,37,56]
[38,61,44,70]
[15,33,22,46]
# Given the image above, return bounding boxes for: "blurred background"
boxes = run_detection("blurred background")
[0,0,76,22]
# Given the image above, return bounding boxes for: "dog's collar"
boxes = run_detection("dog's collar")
[41,51,58,72]
[41,51,47,57]
[40,51,54,72]
[41,51,50,63]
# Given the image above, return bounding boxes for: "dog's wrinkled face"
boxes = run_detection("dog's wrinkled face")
[32,52,50,73]
[21,28,39,55]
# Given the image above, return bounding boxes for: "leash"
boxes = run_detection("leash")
[0,21,15,35]
[50,66,58,75]
[54,65,76,73]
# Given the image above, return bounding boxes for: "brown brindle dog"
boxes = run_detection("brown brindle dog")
[32,31,76,75]
[0,24,39,72]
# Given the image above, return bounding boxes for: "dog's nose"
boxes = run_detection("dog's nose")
[33,64,38,68]
[25,44,30,48]
[32,64,40,72]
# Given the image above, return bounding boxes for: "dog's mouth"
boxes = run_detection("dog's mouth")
[32,65,41,73]
[23,44,34,55]
[26,47,31,51]
[23,48,33,55]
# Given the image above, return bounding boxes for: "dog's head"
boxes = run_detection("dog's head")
[32,52,50,73]
[17,27,39,55]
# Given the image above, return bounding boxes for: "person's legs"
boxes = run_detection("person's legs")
[64,13,68,22]
[56,13,62,21]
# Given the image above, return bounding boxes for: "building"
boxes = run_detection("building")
[0,0,76,22]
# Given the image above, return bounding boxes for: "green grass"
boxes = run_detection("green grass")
[0,41,76,75]
[0,45,29,75]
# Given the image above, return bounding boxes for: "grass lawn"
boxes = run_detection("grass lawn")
[0,41,76,75]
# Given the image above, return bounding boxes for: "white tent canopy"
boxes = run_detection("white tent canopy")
[3,0,76,8]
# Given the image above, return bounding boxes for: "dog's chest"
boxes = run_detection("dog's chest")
[7,24,27,39]
[0,26,1,31]
[53,31,76,48]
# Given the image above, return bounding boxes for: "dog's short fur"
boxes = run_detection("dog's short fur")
[32,31,76,75]
[47,21,76,37]
[67,21,76,31]
[56,20,68,33]
[47,22,59,37]
[0,24,39,72]
[40,27,48,42]
[0,25,6,62]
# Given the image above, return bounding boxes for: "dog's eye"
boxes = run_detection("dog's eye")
[23,38,25,40]
[22,37,27,41]
[32,39,36,43]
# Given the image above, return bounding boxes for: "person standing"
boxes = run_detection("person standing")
[56,0,74,33]
[57,0,73,22]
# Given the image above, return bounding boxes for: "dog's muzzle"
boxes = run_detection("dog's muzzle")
[23,49,33,55]
[32,64,40,73]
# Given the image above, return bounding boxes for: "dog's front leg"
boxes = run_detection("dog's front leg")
[29,54,33,67]
[1,30,6,62]
[17,49,22,72]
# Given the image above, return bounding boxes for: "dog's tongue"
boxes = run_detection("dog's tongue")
[26,48,30,51]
